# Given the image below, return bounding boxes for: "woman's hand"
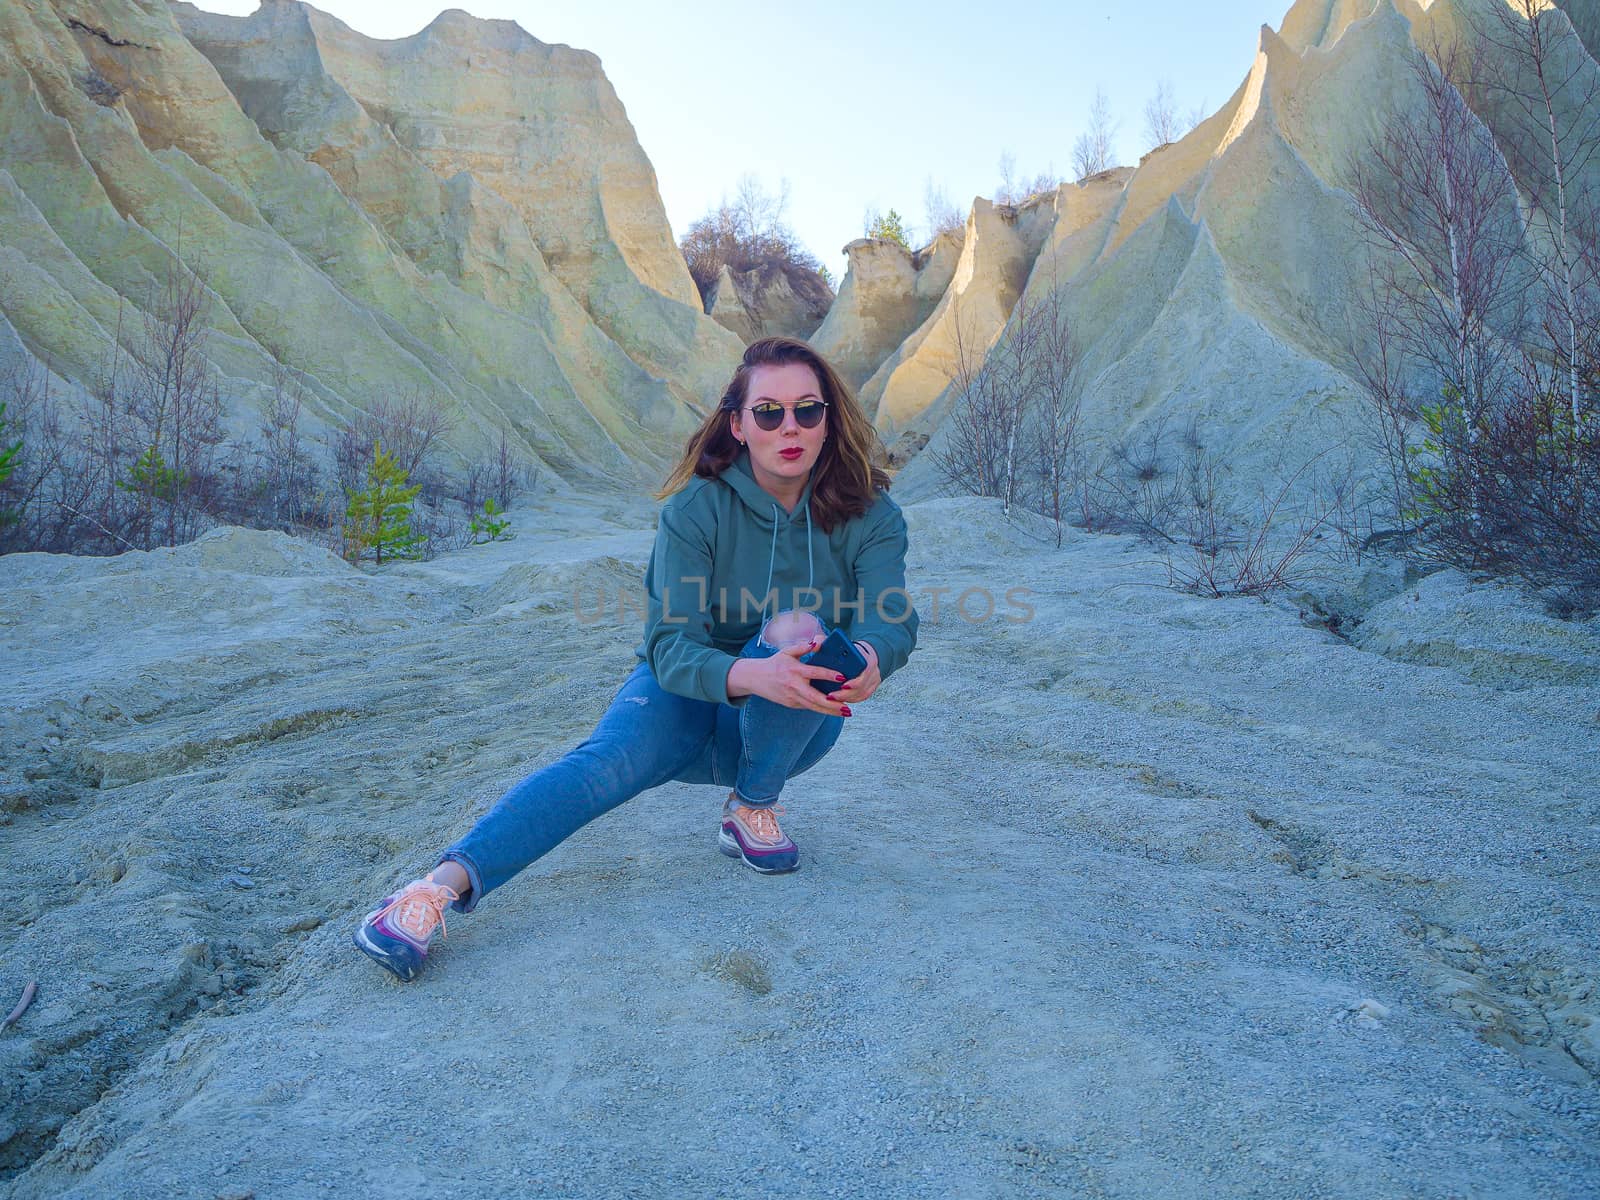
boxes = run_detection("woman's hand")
[830,640,880,705]
[727,636,853,716]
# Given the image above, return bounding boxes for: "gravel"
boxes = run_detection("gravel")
[1,494,1596,1199]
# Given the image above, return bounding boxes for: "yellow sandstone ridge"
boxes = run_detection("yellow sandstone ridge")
[0,0,740,486]
[826,0,1593,510]
[811,229,962,394]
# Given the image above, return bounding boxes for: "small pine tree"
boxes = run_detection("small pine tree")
[119,445,185,501]
[343,440,422,564]
[0,402,18,486]
[469,497,513,544]
[0,402,19,531]
[866,208,911,249]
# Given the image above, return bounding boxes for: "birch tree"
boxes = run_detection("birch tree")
[1072,87,1118,178]
[1144,79,1181,150]
[1469,0,1600,426]
[1349,37,1523,527]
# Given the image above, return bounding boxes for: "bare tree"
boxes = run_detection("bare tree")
[734,173,790,245]
[1349,35,1525,533]
[1349,25,1600,605]
[1468,0,1600,426]
[0,303,543,562]
[122,256,225,548]
[986,299,1039,518]
[87,299,131,528]
[1030,166,1064,199]
[995,152,1062,208]
[1072,87,1119,178]
[1574,203,1600,402]
[923,177,965,239]
[1026,267,1084,545]
[934,281,1082,527]
[0,343,140,555]
[1185,98,1209,134]
[996,150,1019,207]
[933,302,1034,514]
[332,388,454,501]
[1144,79,1181,150]
[248,359,320,529]
[458,427,538,514]
[1348,282,1428,532]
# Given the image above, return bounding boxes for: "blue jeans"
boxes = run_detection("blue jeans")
[438,633,843,912]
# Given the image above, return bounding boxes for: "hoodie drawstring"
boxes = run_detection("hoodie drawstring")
[805,502,814,592]
[763,504,779,619]
[761,500,816,619]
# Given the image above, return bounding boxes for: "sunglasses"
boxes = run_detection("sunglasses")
[743,400,829,431]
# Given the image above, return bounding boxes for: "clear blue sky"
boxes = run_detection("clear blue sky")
[191,1,1292,274]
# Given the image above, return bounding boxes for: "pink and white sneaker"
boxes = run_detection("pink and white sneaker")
[352,875,459,982]
[718,793,799,874]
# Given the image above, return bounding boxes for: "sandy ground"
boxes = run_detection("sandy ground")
[1,495,1597,1199]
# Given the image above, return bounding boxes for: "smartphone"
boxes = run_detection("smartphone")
[801,628,868,695]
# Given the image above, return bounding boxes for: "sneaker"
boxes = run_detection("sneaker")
[719,793,799,874]
[352,875,459,982]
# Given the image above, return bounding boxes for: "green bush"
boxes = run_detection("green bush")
[1402,387,1599,608]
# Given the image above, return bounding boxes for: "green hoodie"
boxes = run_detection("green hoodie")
[636,449,919,704]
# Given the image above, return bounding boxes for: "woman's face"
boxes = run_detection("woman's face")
[730,362,829,497]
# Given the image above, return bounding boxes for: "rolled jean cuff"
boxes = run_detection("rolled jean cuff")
[730,789,779,808]
[436,850,485,914]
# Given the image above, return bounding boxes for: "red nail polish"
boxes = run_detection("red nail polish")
[835,674,847,683]
[840,706,852,717]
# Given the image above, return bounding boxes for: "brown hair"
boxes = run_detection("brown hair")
[656,336,891,532]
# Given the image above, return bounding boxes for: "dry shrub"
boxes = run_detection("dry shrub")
[330,389,453,502]
[1412,371,1600,610]
[1047,413,1337,599]
[1162,447,1337,599]
[679,176,825,308]
[240,361,322,530]
[1349,12,1600,611]
[0,323,536,563]
[933,281,1080,545]
[455,428,539,515]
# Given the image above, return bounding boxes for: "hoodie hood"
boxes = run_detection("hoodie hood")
[722,448,816,525]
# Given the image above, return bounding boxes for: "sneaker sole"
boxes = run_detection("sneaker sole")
[718,827,799,874]
[351,925,424,982]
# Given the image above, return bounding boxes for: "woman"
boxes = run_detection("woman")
[354,337,919,982]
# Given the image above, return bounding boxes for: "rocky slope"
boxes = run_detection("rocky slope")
[704,260,833,345]
[1,507,1597,1197]
[0,0,743,484]
[816,0,1599,506]
[6,0,1587,505]
[810,229,963,395]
